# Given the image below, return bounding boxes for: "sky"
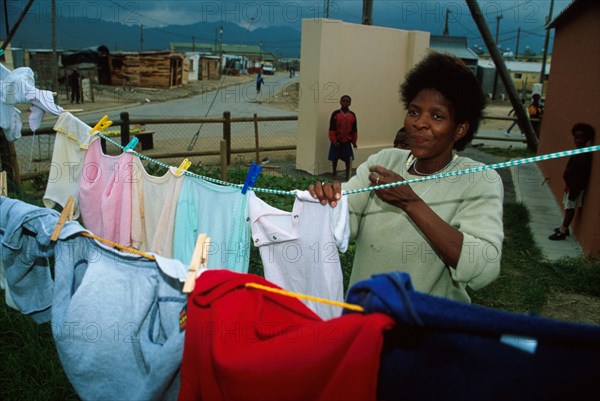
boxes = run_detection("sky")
[5,0,572,53]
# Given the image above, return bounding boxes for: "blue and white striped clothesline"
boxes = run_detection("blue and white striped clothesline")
[97,133,599,197]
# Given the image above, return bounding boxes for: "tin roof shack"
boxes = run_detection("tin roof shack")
[61,45,111,85]
[109,51,187,89]
[538,0,600,256]
[429,35,479,75]
[477,60,551,100]
[199,56,220,80]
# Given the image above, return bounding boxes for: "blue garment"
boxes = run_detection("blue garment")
[173,176,251,273]
[1,198,187,400]
[345,272,600,400]
[0,196,83,323]
[52,235,186,401]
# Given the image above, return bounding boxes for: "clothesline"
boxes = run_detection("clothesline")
[97,132,600,196]
[64,219,363,312]
[80,232,156,261]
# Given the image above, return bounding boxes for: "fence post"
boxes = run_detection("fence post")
[253,113,260,163]
[220,139,228,181]
[120,112,130,147]
[223,111,231,164]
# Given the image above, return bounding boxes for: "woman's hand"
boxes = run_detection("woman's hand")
[369,165,421,211]
[309,181,342,207]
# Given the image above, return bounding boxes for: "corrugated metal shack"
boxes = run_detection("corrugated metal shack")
[108,51,187,89]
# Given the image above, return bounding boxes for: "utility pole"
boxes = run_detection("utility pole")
[1,0,35,52]
[324,0,330,18]
[515,27,521,60]
[362,0,373,25]
[491,14,503,100]
[443,9,451,36]
[540,0,554,85]
[218,25,223,77]
[465,0,538,151]
[214,27,218,52]
[51,0,57,92]
[140,24,144,52]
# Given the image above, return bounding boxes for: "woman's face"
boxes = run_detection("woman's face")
[404,89,468,162]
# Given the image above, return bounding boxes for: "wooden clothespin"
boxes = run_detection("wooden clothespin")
[90,115,113,135]
[182,234,211,294]
[50,196,75,242]
[175,158,192,177]
[0,171,7,196]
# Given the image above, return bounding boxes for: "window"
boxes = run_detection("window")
[514,73,522,79]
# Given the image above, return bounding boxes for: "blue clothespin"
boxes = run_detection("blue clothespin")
[241,162,262,194]
[123,137,139,152]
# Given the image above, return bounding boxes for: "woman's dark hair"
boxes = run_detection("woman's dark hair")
[571,123,595,142]
[400,52,486,151]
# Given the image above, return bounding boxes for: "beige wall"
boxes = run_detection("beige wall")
[296,19,430,175]
[0,42,15,70]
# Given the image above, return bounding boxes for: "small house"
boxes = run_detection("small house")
[108,51,186,89]
[199,56,220,80]
[538,0,600,256]
[429,35,479,75]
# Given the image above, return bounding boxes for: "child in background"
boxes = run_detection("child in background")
[328,95,358,180]
[549,123,595,240]
[393,127,409,149]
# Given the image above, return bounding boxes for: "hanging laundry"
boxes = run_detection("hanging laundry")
[248,190,349,320]
[173,176,250,272]
[178,269,394,401]
[43,112,96,217]
[0,65,63,141]
[346,272,600,400]
[0,197,188,401]
[78,138,135,247]
[52,235,186,401]
[131,157,185,256]
[0,197,67,322]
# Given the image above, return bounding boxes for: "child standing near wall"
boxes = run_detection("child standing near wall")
[549,123,595,240]
[328,95,358,180]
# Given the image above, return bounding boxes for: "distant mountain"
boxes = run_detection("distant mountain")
[8,16,301,57]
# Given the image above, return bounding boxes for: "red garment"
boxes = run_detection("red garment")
[178,270,394,401]
[328,109,358,145]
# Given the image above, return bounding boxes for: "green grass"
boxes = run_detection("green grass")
[468,203,600,312]
[1,166,599,400]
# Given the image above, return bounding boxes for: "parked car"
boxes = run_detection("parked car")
[262,63,276,75]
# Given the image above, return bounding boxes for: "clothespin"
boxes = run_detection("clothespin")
[89,115,113,135]
[175,158,192,176]
[182,234,211,294]
[50,196,75,242]
[241,162,262,194]
[123,137,139,152]
[0,171,7,196]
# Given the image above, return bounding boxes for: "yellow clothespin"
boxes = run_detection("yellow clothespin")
[182,234,211,294]
[0,171,7,196]
[89,115,113,135]
[175,158,192,177]
[50,196,75,242]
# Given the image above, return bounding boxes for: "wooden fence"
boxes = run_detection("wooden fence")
[1,112,298,188]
